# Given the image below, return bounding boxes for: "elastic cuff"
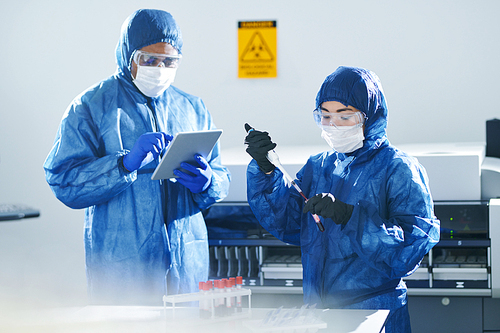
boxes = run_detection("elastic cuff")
[262,165,276,174]
[118,155,132,173]
[334,200,354,225]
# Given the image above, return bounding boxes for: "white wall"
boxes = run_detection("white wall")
[0,0,499,310]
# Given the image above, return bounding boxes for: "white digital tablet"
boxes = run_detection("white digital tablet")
[151,129,223,180]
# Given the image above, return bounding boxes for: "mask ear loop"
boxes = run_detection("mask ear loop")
[355,112,368,135]
[358,112,368,127]
[129,50,141,79]
[362,112,368,123]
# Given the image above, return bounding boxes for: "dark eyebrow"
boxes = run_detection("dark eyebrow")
[320,106,353,113]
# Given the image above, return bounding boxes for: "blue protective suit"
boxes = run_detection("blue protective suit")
[44,9,230,305]
[247,67,439,333]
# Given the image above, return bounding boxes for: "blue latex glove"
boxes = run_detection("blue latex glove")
[123,132,173,172]
[173,154,213,193]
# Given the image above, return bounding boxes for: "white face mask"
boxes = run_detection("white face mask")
[321,124,364,153]
[132,65,177,98]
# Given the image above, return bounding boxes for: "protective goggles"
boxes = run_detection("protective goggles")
[133,51,182,68]
[313,109,366,128]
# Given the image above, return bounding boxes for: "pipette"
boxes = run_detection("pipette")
[245,124,325,232]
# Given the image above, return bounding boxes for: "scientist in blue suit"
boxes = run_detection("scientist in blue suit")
[245,66,439,333]
[44,9,230,305]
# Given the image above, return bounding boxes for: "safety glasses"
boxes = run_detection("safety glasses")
[313,109,366,128]
[133,51,182,68]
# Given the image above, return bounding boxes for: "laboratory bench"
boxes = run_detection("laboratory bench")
[0,304,389,333]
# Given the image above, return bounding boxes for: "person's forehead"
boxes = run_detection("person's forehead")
[139,42,178,55]
[321,101,358,112]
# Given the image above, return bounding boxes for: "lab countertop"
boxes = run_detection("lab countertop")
[0,305,388,333]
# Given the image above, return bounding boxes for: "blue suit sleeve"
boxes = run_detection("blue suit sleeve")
[342,155,440,279]
[247,160,301,245]
[43,104,136,209]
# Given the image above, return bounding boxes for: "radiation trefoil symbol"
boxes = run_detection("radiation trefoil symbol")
[240,32,275,62]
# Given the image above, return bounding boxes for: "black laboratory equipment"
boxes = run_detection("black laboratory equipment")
[204,203,303,289]
[205,199,500,295]
[404,201,492,291]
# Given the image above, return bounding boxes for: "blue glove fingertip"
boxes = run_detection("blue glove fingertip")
[165,133,174,142]
[195,154,210,169]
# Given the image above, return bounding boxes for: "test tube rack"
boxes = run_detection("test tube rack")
[163,287,252,319]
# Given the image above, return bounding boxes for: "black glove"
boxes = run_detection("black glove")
[244,123,277,173]
[303,193,354,225]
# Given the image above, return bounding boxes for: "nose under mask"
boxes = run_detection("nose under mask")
[133,66,177,98]
[320,125,364,153]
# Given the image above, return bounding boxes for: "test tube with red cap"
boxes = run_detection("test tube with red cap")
[236,276,243,312]
[229,277,236,312]
[224,278,232,314]
[198,281,210,319]
[215,280,225,317]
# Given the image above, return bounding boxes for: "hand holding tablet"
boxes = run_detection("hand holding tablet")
[173,154,213,193]
[151,130,223,180]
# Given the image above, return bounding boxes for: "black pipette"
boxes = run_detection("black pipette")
[245,123,325,232]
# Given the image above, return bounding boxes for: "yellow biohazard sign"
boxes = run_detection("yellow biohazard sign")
[238,21,277,78]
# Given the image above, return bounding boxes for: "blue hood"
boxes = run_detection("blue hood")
[115,9,183,80]
[315,66,388,148]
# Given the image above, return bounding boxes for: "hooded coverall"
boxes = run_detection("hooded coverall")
[247,67,439,333]
[44,9,230,305]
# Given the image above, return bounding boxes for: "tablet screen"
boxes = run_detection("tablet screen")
[151,130,223,180]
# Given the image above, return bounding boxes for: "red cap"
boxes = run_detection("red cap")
[236,276,243,285]
[199,281,204,291]
[203,282,210,291]
[229,277,236,287]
